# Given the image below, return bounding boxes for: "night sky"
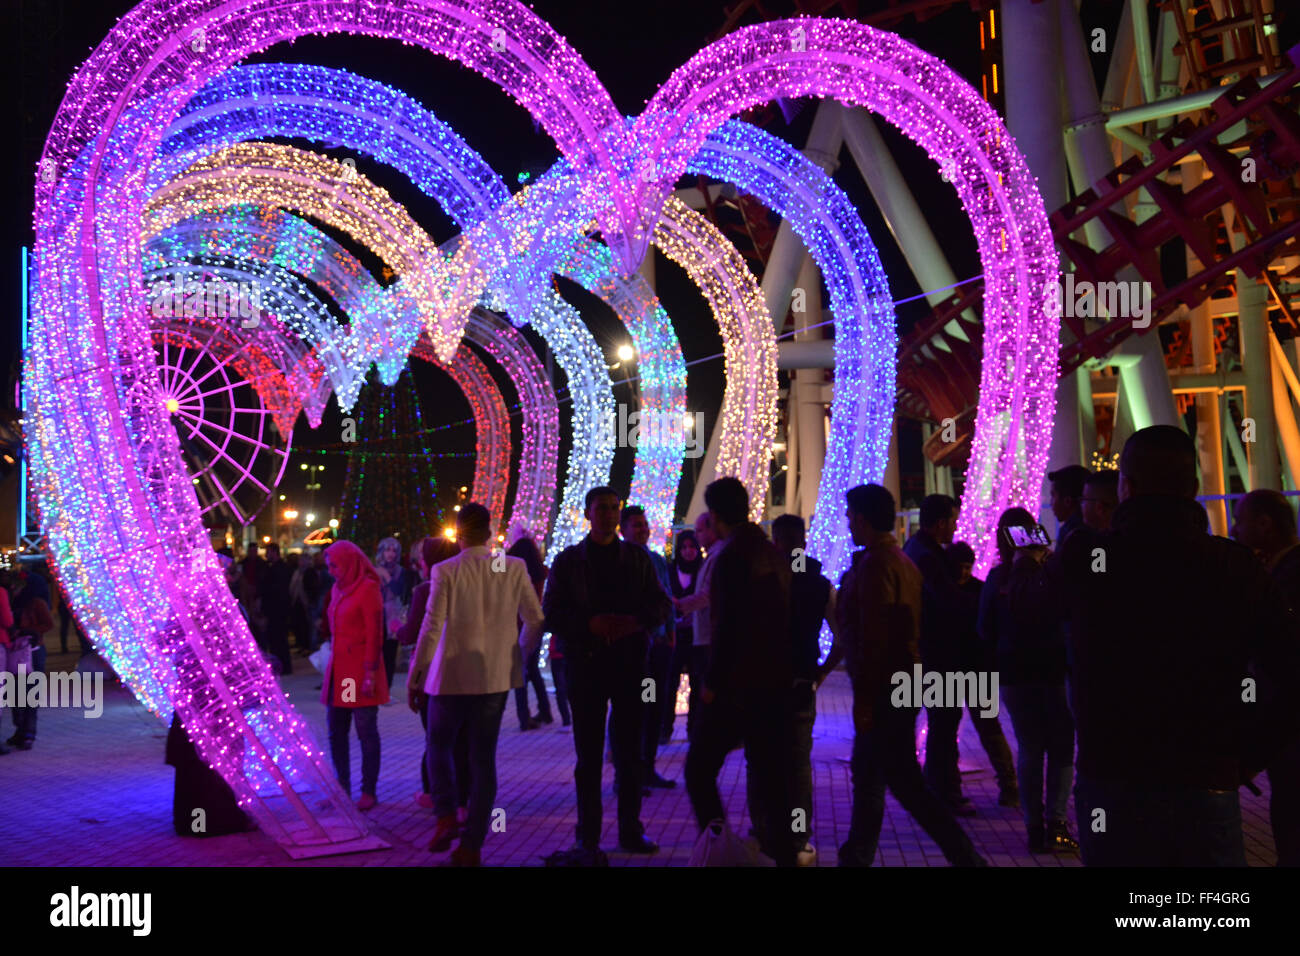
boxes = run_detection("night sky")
[2,0,1129,538]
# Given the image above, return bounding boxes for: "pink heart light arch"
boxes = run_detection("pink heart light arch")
[29,0,1056,849]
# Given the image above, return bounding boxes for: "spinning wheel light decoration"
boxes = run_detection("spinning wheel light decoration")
[149,316,292,527]
[30,0,1054,847]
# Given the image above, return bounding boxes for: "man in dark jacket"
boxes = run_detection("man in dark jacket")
[684,477,797,866]
[830,484,986,867]
[259,543,294,676]
[543,487,671,861]
[903,494,978,814]
[1062,426,1300,865]
[1231,488,1300,866]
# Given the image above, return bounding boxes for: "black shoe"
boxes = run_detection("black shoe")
[617,836,658,854]
[1048,820,1079,853]
[1027,825,1048,854]
[948,799,977,817]
[520,719,540,731]
[0,745,9,756]
[5,734,19,746]
[561,717,571,727]
[647,772,677,789]
[16,740,32,751]
[534,713,553,725]
[998,788,1021,809]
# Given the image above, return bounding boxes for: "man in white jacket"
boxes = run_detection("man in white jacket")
[409,503,545,866]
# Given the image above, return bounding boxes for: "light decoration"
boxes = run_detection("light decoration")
[684,119,897,589]
[154,208,517,529]
[142,254,341,432]
[631,18,1059,573]
[455,308,560,540]
[145,65,636,552]
[143,142,483,373]
[28,2,1053,846]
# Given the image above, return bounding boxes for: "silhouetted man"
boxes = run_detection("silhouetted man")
[773,513,837,864]
[543,487,671,862]
[260,543,293,675]
[618,504,677,789]
[1063,427,1300,865]
[834,484,986,867]
[684,478,797,866]
[1232,488,1300,867]
[903,494,977,814]
[1080,469,1119,532]
[676,511,720,742]
[1048,464,1091,545]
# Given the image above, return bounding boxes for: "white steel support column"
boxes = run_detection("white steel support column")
[1240,274,1280,490]
[1004,0,1080,480]
[840,109,975,330]
[1059,0,1181,443]
[687,99,843,520]
[792,253,827,518]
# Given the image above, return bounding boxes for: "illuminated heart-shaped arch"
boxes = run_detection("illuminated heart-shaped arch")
[31,2,1055,848]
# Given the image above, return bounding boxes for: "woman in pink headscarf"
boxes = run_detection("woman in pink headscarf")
[322,540,388,810]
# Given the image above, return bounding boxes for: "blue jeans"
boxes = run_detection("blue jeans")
[326,704,380,797]
[841,701,983,866]
[12,644,47,742]
[1074,774,1246,866]
[1002,682,1074,831]
[426,692,508,849]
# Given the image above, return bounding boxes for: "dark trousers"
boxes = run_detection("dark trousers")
[426,692,508,849]
[686,644,710,742]
[290,601,311,651]
[1074,774,1246,866]
[266,616,293,676]
[841,702,983,867]
[382,638,398,691]
[550,655,571,724]
[923,704,964,804]
[1003,682,1074,831]
[12,644,46,743]
[1269,738,1300,866]
[642,641,674,773]
[515,640,552,727]
[662,634,691,740]
[326,703,380,797]
[790,683,817,853]
[684,687,797,867]
[568,640,648,846]
[419,697,470,803]
[971,703,1018,792]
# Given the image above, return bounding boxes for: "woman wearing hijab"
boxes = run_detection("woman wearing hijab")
[322,540,388,810]
[375,536,416,693]
[662,529,702,743]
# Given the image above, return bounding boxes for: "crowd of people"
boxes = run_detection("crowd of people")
[9,422,1300,869]
[272,424,1300,868]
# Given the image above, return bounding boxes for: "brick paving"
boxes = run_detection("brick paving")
[0,652,1279,867]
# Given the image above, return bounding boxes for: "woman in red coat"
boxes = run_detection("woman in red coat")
[322,540,388,809]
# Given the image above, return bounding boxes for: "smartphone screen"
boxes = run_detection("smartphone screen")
[1001,524,1052,549]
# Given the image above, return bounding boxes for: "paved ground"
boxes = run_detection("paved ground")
[0,650,1280,867]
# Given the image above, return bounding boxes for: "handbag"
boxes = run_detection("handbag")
[308,640,331,675]
[687,819,776,867]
